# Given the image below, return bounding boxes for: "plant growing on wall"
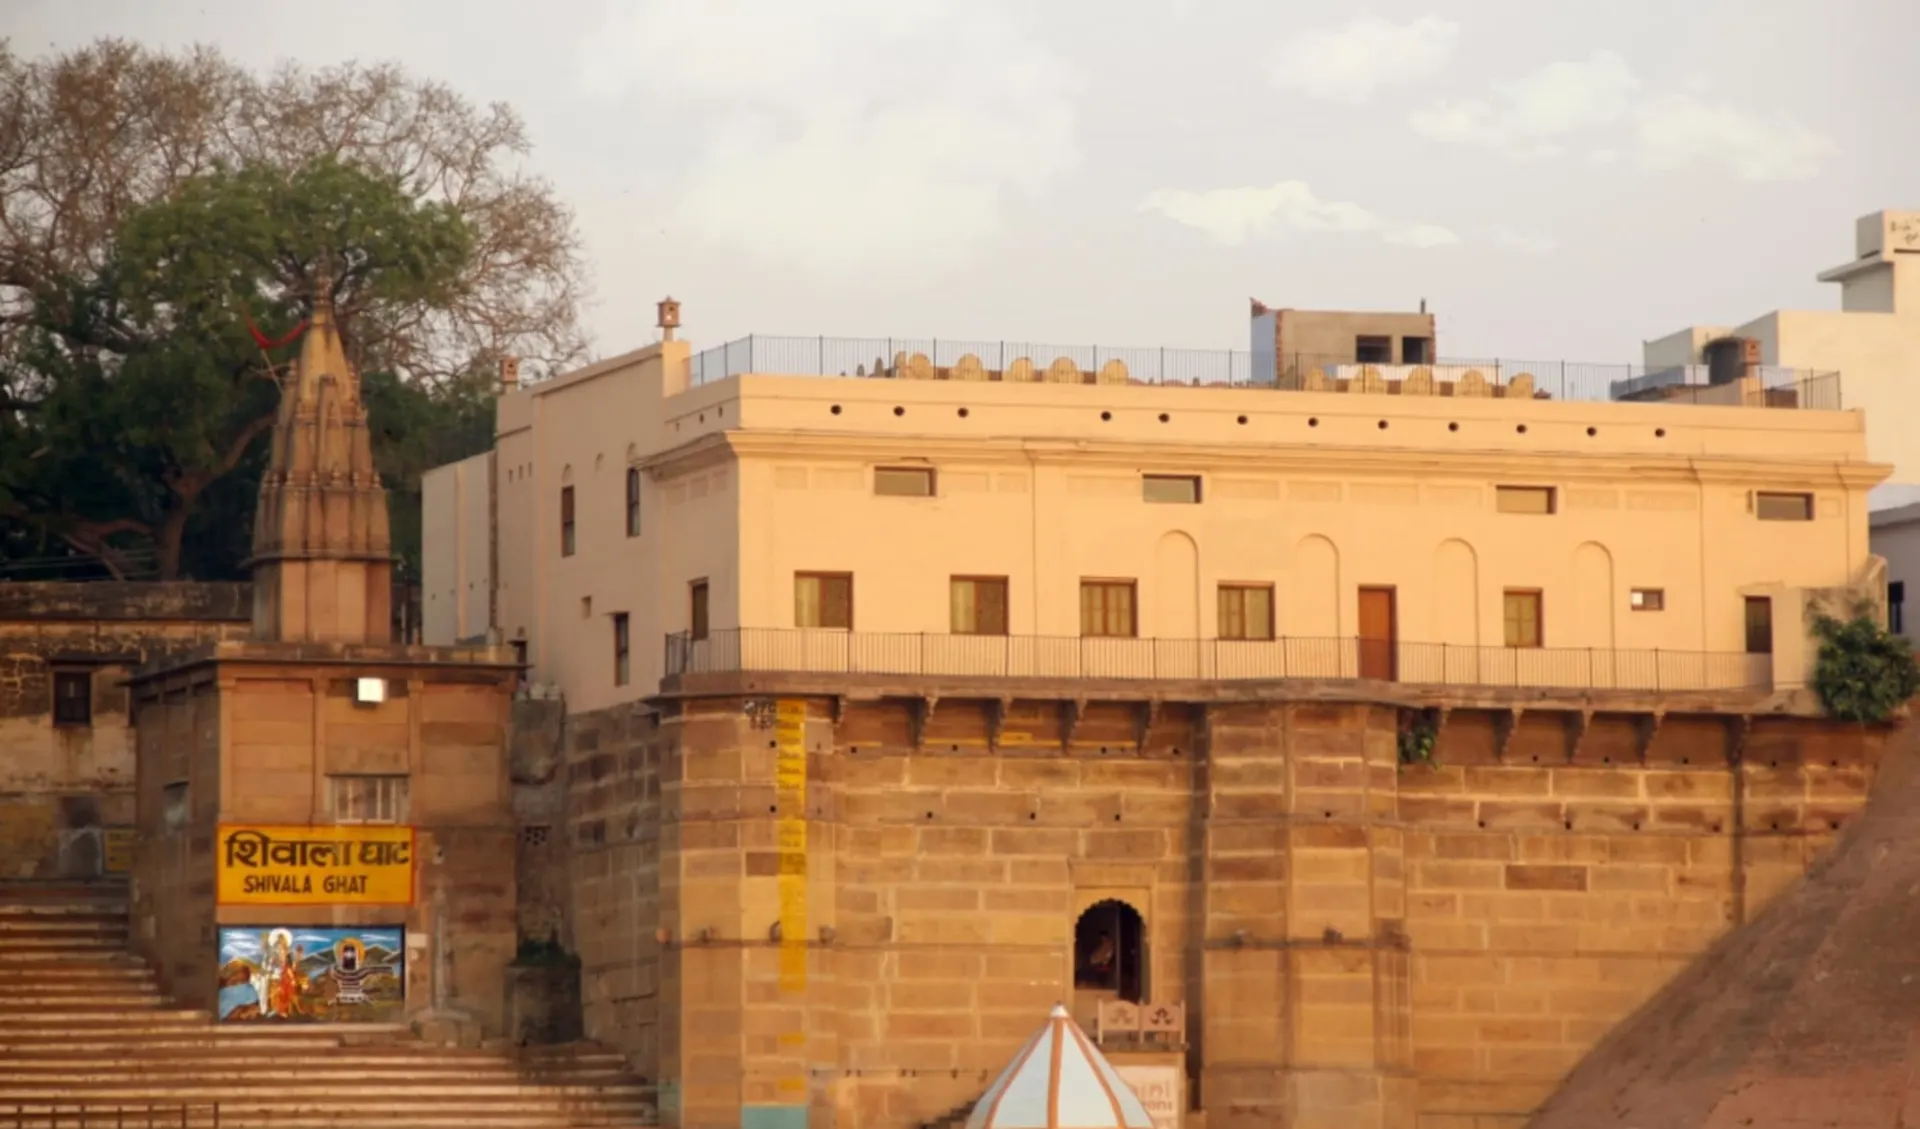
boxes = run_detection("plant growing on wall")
[1809,598,1920,723]
[1398,710,1440,768]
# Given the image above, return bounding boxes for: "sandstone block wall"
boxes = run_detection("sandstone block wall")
[0,582,249,878]
[562,690,1884,1129]
[131,650,520,1032]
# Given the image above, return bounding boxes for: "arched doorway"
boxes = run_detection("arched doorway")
[1073,899,1145,1003]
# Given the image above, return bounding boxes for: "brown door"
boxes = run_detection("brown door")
[1358,586,1397,680]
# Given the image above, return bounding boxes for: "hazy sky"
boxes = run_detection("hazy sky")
[8,0,1913,364]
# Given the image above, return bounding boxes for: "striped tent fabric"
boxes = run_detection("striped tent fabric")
[965,1005,1156,1129]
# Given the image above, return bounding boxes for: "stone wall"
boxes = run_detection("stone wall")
[130,645,521,1036]
[0,582,249,879]
[562,688,1885,1129]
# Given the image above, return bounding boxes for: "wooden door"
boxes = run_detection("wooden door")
[1358,586,1397,680]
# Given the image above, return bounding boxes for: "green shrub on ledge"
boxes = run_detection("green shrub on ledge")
[1398,712,1440,768]
[1809,600,1920,723]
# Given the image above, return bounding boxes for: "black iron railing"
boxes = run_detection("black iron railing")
[664,628,1773,692]
[685,334,1842,410]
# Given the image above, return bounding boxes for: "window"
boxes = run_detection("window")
[689,580,710,642]
[1080,580,1137,638]
[51,670,91,726]
[1401,336,1432,364]
[1892,581,1907,636]
[1503,590,1543,648]
[874,467,935,497]
[795,573,853,629]
[1354,335,1392,363]
[1745,596,1773,655]
[1142,475,1202,504]
[1218,584,1275,641]
[560,486,576,556]
[329,776,409,825]
[1755,492,1814,521]
[625,468,642,537]
[1495,486,1556,515]
[612,613,630,687]
[1630,588,1665,611]
[951,576,1010,635]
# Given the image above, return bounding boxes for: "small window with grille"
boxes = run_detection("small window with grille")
[329,775,410,825]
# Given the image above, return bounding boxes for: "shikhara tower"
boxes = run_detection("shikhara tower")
[246,277,393,643]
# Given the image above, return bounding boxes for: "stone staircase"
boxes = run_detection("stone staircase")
[0,883,655,1128]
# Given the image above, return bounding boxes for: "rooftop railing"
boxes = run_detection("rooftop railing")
[686,335,1841,410]
[665,628,1774,693]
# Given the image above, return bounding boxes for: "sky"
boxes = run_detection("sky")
[7,0,1915,365]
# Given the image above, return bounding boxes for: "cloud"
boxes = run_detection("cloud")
[1270,15,1460,104]
[1634,94,1834,182]
[1410,51,1639,159]
[1487,226,1557,255]
[1411,52,1832,181]
[575,0,1081,272]
[1140,181,1460,249]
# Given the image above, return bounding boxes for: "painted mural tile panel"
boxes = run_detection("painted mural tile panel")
[217,926,405,1023]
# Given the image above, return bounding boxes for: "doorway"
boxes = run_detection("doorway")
[1073,899,1145,1004]
[1359,586,1397,680]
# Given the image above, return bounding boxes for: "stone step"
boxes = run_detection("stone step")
[0,1113,653,1129]
[0,997,170,1010]
[0,1085,655,1103]
[0,1050,633,1069]
[0,1009,211,1024]
[0,1067,640,1086]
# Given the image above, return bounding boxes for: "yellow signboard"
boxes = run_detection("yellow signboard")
[216,824,415,907]
[103,828,136,874]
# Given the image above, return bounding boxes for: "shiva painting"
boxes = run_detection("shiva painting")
[216,926,405,1023]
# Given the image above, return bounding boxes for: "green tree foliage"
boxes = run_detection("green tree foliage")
[0,39,589,581]
[1808,599,1920,723]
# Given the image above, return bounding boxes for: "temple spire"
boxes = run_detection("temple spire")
[246,267,394,643]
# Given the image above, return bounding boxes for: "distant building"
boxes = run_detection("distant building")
[1644,209,1920,491]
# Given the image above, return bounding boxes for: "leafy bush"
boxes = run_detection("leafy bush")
[1809,600,1920,723]
[1398,712,1439,768]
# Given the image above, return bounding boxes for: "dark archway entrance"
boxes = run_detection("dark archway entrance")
[1073,899,1145,1003]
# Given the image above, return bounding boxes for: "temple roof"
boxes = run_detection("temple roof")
[966,1005,1155,1129]
[1530,723,1917,1129]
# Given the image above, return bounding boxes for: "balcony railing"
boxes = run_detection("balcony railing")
[665,628,1774,693]
[685,335,1840,410]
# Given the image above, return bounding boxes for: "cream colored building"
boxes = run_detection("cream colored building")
[424,302,1885,716]
[1644,209,1920,489]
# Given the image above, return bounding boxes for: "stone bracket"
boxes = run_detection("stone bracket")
[986,697,1012,752]
[1494,708,1524,760]
[908,695,939,751]
[1564,709,1595,762]
[1134,699,1161,753]
[1061,697,1088,752]
[1634,711,1666,763]
[829,695,847,729]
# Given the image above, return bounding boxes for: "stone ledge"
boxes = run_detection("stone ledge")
[657,670,1819,719]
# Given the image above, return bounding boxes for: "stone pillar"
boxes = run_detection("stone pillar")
[665,698,838,1129]
[1196,701,1412,1129]
[1195,702,1290,1128]
[1281,703,1412,1129]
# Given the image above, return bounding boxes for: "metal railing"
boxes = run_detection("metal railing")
[685,335,1841,410]
[665,628,1773,692]
[0,1107,211,1128]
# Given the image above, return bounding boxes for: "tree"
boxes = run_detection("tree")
[0,39,589,580]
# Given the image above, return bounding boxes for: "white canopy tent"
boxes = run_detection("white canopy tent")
[965,1004,1156,1129]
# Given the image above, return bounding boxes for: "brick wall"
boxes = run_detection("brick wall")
[562,690,1885,1129]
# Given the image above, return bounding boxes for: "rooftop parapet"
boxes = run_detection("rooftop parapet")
[688,335,1840,410]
